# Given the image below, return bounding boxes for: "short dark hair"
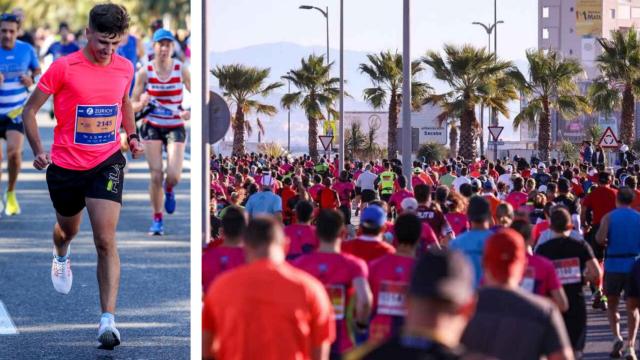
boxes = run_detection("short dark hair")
[295,200,314,223]
[316,209,345,242]
[89,4,130,37]
[414,184,431,203]
[558,178,570,193]
[245,216,283,248]
[618,187,635,206]
[625,176,638,190]
[467,196,491,223]
[549,206,571,232]
[221,206,247,239]
[394,213,422,246]
[510,219,532,242]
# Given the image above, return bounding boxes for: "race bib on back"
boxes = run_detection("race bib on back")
[553,258,582,285]
[377,281,408,316]
[326,285,346,320]
[74,104,118,145]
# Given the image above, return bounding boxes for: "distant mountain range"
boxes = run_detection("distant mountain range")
[209,42,529,147]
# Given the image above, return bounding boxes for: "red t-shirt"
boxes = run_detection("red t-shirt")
[506,191,528,210]
[388,189,414,212]
[583,186,618,225]
[415,204,451,238]
[293,252,368,354]
[445,212,469,236]
[203,260,335,360]
[341,237,396,263]
[368,254,415,343]
[285,224,318,259]
[202,246,245,293]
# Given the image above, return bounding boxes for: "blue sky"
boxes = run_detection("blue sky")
[212,0,537,62]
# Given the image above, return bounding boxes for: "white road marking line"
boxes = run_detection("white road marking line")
[0,300,18,335]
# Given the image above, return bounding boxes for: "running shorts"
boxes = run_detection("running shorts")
[46,150,126,217]
[0,115,24,138]
[140,122,186,146]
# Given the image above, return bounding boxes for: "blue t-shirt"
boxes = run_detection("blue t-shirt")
[449,229,493,288]
[45,41,79,61]
[245,190,283,217]
[605,208,640,273]
[0,40,39,119]
[117,35,139,96]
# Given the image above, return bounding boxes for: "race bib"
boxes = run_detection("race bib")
[326,285,345,320]
[377,281,408,316]
[74,104,118,145]
[520,267,535,293]
[553,258,582,285]
[150,105,174,117]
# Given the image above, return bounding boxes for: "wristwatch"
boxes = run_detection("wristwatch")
[127,133,140,145]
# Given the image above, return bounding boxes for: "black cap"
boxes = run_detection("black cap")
[409,250,474,306]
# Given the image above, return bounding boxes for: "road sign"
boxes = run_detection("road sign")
[208,91,231,144]
[598,126,620,148]
[419,127,447,145]
[488,126,504,141]
[487,140,505,146]
[319,135,333,151]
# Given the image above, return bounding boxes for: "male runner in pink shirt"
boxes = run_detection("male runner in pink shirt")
[368,213,421,343]
[293,209,373,357]
[202,206,247,293]
[284,200,318,260]
[21,4,143,349]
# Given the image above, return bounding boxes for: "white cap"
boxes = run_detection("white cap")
[621,144,629,152]
[538,185,548,193]
[538,163,546,169]
[400,197,419,213]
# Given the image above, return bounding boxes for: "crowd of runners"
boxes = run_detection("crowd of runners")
[203,150,640,360]
[1,3,189,349]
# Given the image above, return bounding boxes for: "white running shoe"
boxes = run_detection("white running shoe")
[98,317,121,349]
[51,253,72,294]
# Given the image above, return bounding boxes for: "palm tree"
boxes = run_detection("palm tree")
[363,124,383,161]
[591,28,640,145]
[510,50,590,161]
[281,54,340,160]
[423,44,516,160]
[360,51,432,159]
[211,64,283,156]
[345,121,366,160]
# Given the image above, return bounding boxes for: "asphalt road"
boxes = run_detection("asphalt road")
[0,116,191,359]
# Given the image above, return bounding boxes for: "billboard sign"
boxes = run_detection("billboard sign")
[576,0,602,36]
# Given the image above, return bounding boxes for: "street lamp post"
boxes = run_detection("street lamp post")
[287,73,291,152]
[339,0,344,171]
[472,20,503,160]
[402,0,412,188]
[299,5,329,65]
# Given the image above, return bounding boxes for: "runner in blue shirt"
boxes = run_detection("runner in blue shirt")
[0,13,40,216]
[43,22,80,61]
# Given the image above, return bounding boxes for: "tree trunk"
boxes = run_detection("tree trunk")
[459,107,478,161]
[539,97,552,161]
[621,85,635,146]
[449,124,458,158]
[308,116,319,161]
[387,92,400,160]
[232,106,246,156]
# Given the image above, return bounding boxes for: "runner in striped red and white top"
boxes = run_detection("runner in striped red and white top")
[131,28,191,236]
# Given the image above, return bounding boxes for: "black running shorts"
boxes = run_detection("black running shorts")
[140,122,186,146]
[46,151,126,217]
[0,115,24,138]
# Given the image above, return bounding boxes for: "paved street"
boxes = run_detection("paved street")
[0,116,191,359]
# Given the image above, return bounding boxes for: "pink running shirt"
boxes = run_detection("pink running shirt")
[520,253,562,297]
[388,189,413,212]
[293,252,368,354]
[37,52,133,170]
[284,223,318,259]
[202,246,246,293]
[332,181,355,207]
[368,254,415,343]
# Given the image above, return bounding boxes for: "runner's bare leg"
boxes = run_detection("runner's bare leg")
[86,198,121,313]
